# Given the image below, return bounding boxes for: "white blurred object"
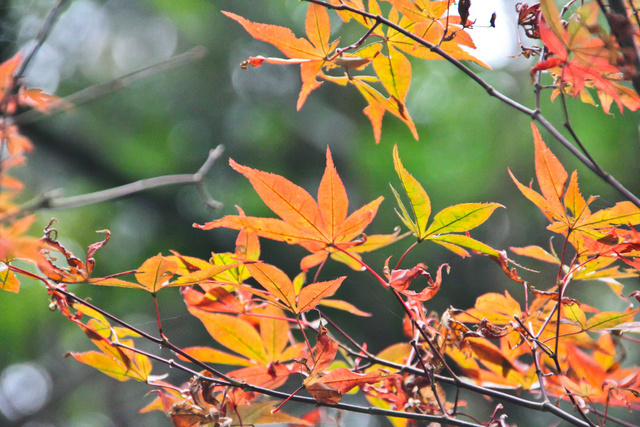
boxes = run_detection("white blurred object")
[0,362,52,421]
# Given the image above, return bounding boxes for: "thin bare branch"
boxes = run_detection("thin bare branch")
[559,86,604,175]
[64,294,486,427]
[12,0,72,89]
[18,145,224,212]
[13,46,208,126]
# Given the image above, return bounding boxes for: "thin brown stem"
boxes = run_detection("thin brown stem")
[328,238,593,426]
[332,334,590,426]
[395,241,420,270]
[559,87,604,175]
[151,292,165,340]
[317,309,371,355]
[591,406,639,427]
[52,286,239,385]
[327,243,388,287]
[296,316,315,362]
[513,316,555,357]
[11,0,71,87]
[532,342,551,403]
[116,341,486,426]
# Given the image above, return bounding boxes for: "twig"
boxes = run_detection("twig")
[558,83,604,175]
[590,406,639,427]
[13,46,208,126]
[329,244,590,426]
[16,145,224,213]
[410,339,450,417]
[313,305,589,426]
[52,285,241,385]
[1,1,71,192]
[335,333,591,426]
[54,267,591,427]
[4,0,71,98]
[628,0,640,29]
[317,309,371,355]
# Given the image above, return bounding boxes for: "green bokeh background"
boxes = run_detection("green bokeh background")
[1,0,639,425]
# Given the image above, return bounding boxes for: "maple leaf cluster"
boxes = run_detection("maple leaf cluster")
[3,1,640,426]
[14,116,640,425]
[224,0,487,142]
[31,143,503,425]
[445,124,640,410]
[227,0,640,139]
[522,0,640,113]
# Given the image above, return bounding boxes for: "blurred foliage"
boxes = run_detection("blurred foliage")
[0,0,639,425]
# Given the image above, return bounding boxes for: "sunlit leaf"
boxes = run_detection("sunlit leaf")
[260,305,290,361]
[425,203,503,236]
[563,303,587,328]
[586,309,639,331]
[245,262,297,311]
[510,245,559,264]
[135,254,178,292]
[392,144,430,240]
[316,367,398,394]
[178,346,254,367]
[231,400,311,426]
[317,299,371,316]
[297,276,345,313]
[187,308,268,364]
[198,148,398,271]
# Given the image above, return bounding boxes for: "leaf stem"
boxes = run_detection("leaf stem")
[151,292,165,340]
[317,309,371,355]
[395,241,419,270]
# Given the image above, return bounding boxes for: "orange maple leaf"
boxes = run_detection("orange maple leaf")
[68,304,152,383]
[222,4,340,110]
[224,4,421,142]
[0,215,48,292]
[0,52,69,114]
[385,0,489,68]
[510,124,640,255]
[533,0,640,112]
[196,147,400,271]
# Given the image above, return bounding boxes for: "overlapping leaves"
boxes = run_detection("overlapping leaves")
[510,124,640,260]
[40,229,239,291]
[532,0,640,113]
[225,0,487,141]
[222,4,340,111]
[67,304,153,383]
